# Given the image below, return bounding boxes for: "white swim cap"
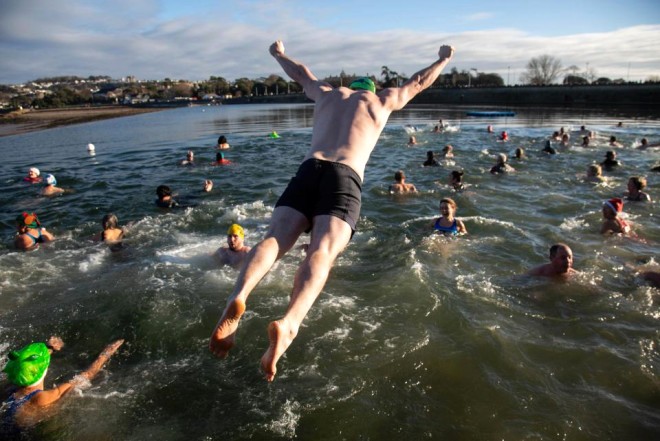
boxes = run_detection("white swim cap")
[29,167,40,176]
[87,143,95,151]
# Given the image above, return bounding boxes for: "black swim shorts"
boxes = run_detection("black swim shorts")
[276,158,362,234]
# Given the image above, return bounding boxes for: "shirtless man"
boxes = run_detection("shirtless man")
[528,243,576,278]
[214,224,252,269]
[209,39,455,381]
[389,170,418,194]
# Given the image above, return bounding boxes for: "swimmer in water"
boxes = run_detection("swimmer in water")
[214,224,252,270]
[432,197,467,236]
[211,152,231,166]
[14,212,55,251]
[217,135,230,149]
[155,185,179,208]
[423,150,439,166]
[23,167,42,184]
[408,135,417,146]
[40,174,64,196]
[449,170,465,191]
[601,198,630,236]
[542,140,557,155]
[99,213,126,251]
[626,177,651,202]
[1,337,123,430]
[527,243,576,278]
[180,150,195,166]
[441,144,454,158]
[490,153,515,174]
[499,131,509,142]
[601,150,620,171]
[389,170,418,194]
[609,136,623,148]
[514,147,525,159]
[585,164,604,183]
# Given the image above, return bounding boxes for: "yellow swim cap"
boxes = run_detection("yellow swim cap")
[227,223,244,238]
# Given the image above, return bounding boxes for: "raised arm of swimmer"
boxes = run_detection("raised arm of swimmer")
[269,40,330,100]
[381,45,455,111]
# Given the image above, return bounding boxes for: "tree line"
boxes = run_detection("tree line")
[2,55,657,109]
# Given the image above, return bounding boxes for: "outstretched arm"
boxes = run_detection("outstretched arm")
[269,40,331,101]
[381,45,455,111]
[34,339,124,407]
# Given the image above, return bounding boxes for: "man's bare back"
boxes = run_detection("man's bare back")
[209,40,454,381]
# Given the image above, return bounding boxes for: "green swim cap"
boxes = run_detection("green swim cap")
[3,342,50,387]
[349,77,376,94]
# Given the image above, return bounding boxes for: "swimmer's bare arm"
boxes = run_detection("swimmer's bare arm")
[269,40,332,101]
[457,219,467,234]
[33,339,124,407]
[380,45,455,111]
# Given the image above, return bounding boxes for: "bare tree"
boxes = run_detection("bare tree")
[520,55,563,85]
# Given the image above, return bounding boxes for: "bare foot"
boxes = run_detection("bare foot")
[260,319,297,382]
[209,298,246,358]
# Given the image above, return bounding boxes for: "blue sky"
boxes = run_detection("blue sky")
[1,0,659,84]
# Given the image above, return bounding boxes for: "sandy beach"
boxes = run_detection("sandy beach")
[0,106,166,137]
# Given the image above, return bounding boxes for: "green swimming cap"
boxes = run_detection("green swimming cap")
[349,77,376,94]
[3,342,50,387]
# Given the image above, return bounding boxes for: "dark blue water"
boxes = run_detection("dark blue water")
[0,104,659,440]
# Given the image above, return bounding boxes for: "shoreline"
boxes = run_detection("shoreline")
[0,106,167,137]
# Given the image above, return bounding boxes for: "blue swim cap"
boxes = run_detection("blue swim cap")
[349,77,376,94]
[45,174,57,186]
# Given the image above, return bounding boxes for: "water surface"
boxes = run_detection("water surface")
[0,103,659,440]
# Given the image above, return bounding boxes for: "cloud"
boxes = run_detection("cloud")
[0,0,658,84]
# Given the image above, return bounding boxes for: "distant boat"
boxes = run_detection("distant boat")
[466,110,516,117]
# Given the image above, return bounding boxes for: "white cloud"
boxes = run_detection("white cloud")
[0,0,658,84]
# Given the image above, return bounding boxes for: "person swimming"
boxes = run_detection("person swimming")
[41,174,65,196]
[23,167,42,183]
[433,197,467,236]
[2,337,123,431]
[14,212,55,250]
[601,198,630,235]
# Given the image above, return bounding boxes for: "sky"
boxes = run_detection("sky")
[1,0,659,85]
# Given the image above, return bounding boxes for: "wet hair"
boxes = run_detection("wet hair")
[610,136,617,142]
[498,153,508,163]
[102,214,119,230]
[394,170,405,182]
[605,150,616,158]
[218,135,227,145]
[426,150,434,158]
[440,197,457,210]
[587,164,602,177]
[442,144,453,152]
[450,170,464,183]
[515,147,524,158]
[629,176,646,190]
[549,243,570,259]
[156,185,172,199]
[641,138,648,145]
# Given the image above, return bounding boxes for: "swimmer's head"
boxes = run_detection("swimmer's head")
[218,135,227,145]
[28,167,40,177]
[587,164,602,177]
[186,151,194,159]
[497,153,508,164]
[394,170,405,182]
[349,77,376,94]
[605,150,616,159]
[16,212,40,229]
[442,145,453,153]
[3,342,50,387]
[156,185,172,199]
[628,176,646,191]
[45,174,57,186]
[102,213,119,230]
[227,223,244,239]
[603,198,623,215]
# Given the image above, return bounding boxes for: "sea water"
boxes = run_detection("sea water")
[0,103,659,440]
